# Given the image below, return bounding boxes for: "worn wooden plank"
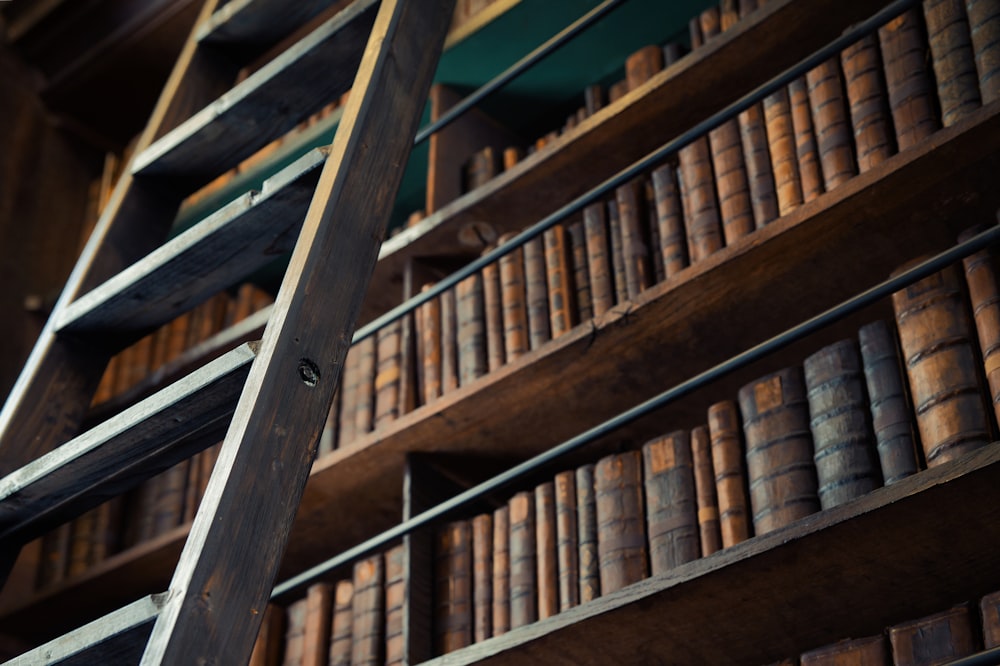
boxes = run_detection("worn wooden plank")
[139,0,457,663]
[0,343,257,549]
[132,0,379,187]
[197,0,348,47]
[360,0,896,324]
[59,150,325,335]
[6,593,165,665]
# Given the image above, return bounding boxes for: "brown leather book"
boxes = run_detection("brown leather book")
[328,580,354,666]
[492,505,511,636]
[354,335,376,437]
[90,499,121,563]
[567,219,593,321]
[352,555,385,666]
[150,459,189,536]
[37,522,72,587]
[625,45,664,91]
[608,79,629,103]
[502,146,522,171]
[698,6,720,40]
[497,232,529,361]
[535,481,558,620]
[436,520,473,654]
[878,9,940,150]
[807,58,856,191]
[982,589,1000,648]
[302,583,333,666]
[763,87,804,217]
[738,98,780,228]
[924,0,982,126]
[385,545,406,665]
[339,344,361,445]
[678,134,724,262]
[595,451,648,594]
[960,225,1000,426]
[607,199,629,303]
[67,510,97,577]
[457,273,487,387]
[544,223,577,337]
[481,251,506,373]
[524,236,552,349]
[554,470,579,611]
[651,162,690,277]
[789,75,825,203]
[584,84,605,116]
[642,431,699,574]
[892,261,990,466]
[841,34,894,173]
[739,367,821,535]
[441,286,460,393]
[967,0,1000,104]
[472,514,493,643]
[248,603,284,666]
[584,203,615,317]
[804,339,882,509]
[615,179,654,299]
[708,400,752,548]
[375,319,402,430]
[462,146,498,193]
[576,463,601,603]
[858,320,921,484]
[800,635,888,665]
[889,603,978,665]
[509,491,537,628]
[283,597,308,665]
[691,425,722,557]
[645,180,665,284]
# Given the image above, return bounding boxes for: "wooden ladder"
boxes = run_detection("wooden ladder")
[0,0,455,662]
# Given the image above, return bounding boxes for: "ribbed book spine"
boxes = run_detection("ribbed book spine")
[576,464,601,603]
[800,635,888,665]
[690,425,722,557]
[303,583,332,666]
[374,319,402,430]
[472,514,493,643]
[739,368,821,535]
[841,34,894,173]
[967,0,1000,103]
[457,273,487,387]
[625,45,664,91]
[651,163,689,277]
[435,521,473,654]
[678,134,724,263]
[283,598,307,665]
[554,471,579,612]
[615,180,654,299]
[607,200,629,304]
[889,604,977,665]
[789,75,825,203]
[960,225,1000,426]
[544,223,577,337]
[924,0,982,126]
[878,9,940,150]
[595,451,648,594]
[804,339,882,509]
[642,431,699,574]
[353,336,376,437]
[708,400,751,548]
[352,555,385,666]
[567,219,593,322]
[497,232,529,361]
[524,236,552,349]
[384,545,406,666]
[328,580,354,666]
[645,180,665,284]
[419,284,443,405]
[806,59,856,190]
[584,203,615,317]
[492,505,511,636]
[338,344,360,447]
[763,88,803,217]
[708,109,755,244]
[441,287,459,393]
[535,482,559,620]
[509,491,537,629]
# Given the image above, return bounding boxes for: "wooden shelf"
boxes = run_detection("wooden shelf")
[197,0,347,46]
[421,444,1000,665]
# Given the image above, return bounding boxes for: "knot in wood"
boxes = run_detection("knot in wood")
[298,358,321,387]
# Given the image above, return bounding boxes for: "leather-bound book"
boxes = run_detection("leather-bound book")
[651,162,690,277]
[576,463,601,603]
[967,0,1000,103]
[248,603,284,666]
[497,232,529,361]
[892,261,990,465]
[607,199,629,303]
[841,34,894,172]
[283,598,308,665]
[960,225,1000,425]
[608,79,629,103]
[642,431,699,574]
[698,5,720,39]
[509,491,537,628]
[544,223,577,337]
[889,604,978,665]
[436,520,473,654]
[385,545,406,665]
[91,499,122,564]
[804,340,882,509]
[302,583,333,666]
[354,336,376,437]
[462,146,498,193]
[151,460,189,536]
[554,471,579,611]
[503,146,523,171]
[524,236,552,349]
[441,286,460,393]
[789,75,825,203]
[644,178,665,284]
[584,203,615,317]
[858,320,921,484]
[981,589,1000,648]
[625,45,664,91]
[472,514,493,642]
[924,0,982,126]
[708,400,752,547]
[567,219,593,321]
[67,510,97,577]
[328,580,354,666]
[584,84,605,117]
[691,425,723,556]
[535,481,559,620]
[800,635,888,665]
[615,179,654,299]
[481,249,506,373]
[806,59,857,190]
[419,283,443,404]
[595,451,648,594]
[878,9,940,150]
[763,87,804,216]
[457,273,487,386]
[492,505,511,636]
[352,555,385,666]
[375,319,402,430]
[739,368,821,535]
[339,341,361,445]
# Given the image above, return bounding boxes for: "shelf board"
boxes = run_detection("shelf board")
[421,444,1000,665]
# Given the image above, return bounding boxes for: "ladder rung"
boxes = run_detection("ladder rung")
[57,148,327,336]
[6,593,165,665]
[0,343,257,546]
[130,0,378,186]
[197,0,346,47]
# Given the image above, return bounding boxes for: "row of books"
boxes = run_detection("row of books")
[769,593,1000,665]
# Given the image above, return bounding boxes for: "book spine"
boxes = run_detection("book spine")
[492,505,511,636]
[982,589,1000,648]
[858,320,921,484]
[738,367,821,535]
[303,583,333,666]
[544,223,577,337]
[457,273,488,387]
[567,219,593,322]
[576,463,601,603]
[608,80,629,103]
[584,84,605,116]
[642,431,700,575]
[352,555,385,666]
[524,236,552,349]
[436,520,473,654]
[385,544,406,665]
[91,499,121,563]
[248,603,284,666]
[708,400,752,547]
[554,470,579,612]
[374,319,402,430]
[595,451,648,594]
[690,425,722,557]
[441,286,460,393]
[967,0,1000,103]
[800,635,888,665]
[509,491,537,629]
[889,603,977,664]
[960,225,1000,427]
[151,460,189,536]
[878,9,940,150]
[625,45,664,90]
[738,101,779,228]
[892,261,991,465]
[678,136,724,262]
[353,336,376,437]
[481,250,507,372]
[925,0,982,126]
[338,345,360,446]
[607,199,629,304]
[584,203,615,317]
[789,75,825,203]
[841,34,895,173]
[497,232,529,361]
[651,163,690,277]
[615,179,654,299]
[763,88,804,217]
[328,580,354,666]
[804,339,882,510]
[283,598,307,665]
[535,481,559,620]
[645,180,666,284]
[67,510,97,577]
[698,6,720,40]
[472,514,493,643]
[806,59,856,190]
